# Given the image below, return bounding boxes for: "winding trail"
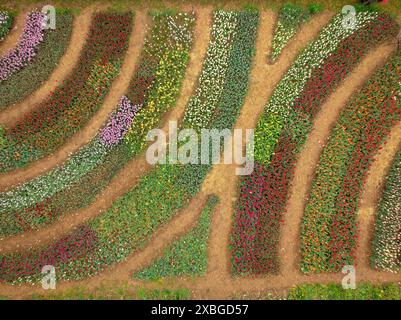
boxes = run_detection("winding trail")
[0,5,98,126]
[0,9,400,300]
[199,10,334,298]
[357,121,401,274]
[0,9,29,55]
[0,10,147,191]
[0,7,213,253]
[5,9,335,300]
[279,42,396,277]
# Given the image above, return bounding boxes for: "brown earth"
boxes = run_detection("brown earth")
[0,4,99,126]
[0,9,400,300]
[0,8,146,191]
[0,6,213,253]
[0,8,30,56]
[357,121,401,273]
[279,42,397,277]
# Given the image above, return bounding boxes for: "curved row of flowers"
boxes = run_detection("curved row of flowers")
[372,148,401,272]
[270,3,320,62]
[230,11,399,275]
[0,9,259,284]
[301,51,401,273]
[0,10,14,42]
[0,11,46,81]
[134,195,218,280]
[0,12,132,173]
[0,12,195,236]
[0,10,73,110]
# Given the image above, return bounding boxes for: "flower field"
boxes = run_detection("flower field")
[134,195,218,280]
[0,9,73,109]
[0,9,258,284]
[0,11,46,81]
[0,10,14,42]
[371,150,401,272]
[0,1,401,300]
[0,12,132,173]
[0,11,195,236]
[230,10,398,276]
[270,3,322,62]
[301,52,401,273]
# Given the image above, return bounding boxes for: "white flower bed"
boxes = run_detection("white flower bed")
[265,12,378,117]
[183,10,238,130]
[0,139,109,212]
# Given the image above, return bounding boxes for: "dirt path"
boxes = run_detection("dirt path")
[357,121,401,273]
[0,10,147,191]
[0,5,98,126]
[199,10,334,299]
[279,43,396,277]
[0,9,29,55]
[1,9,400,300]
[0,7,213,253]
[36,9,333,300]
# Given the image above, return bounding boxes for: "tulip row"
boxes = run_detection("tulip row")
[230,12,398,275]
[0,10,14,41]
[0,12,132,173]
[0,12,195,236]
[134,195,218,280]
[371,150,401,272]
[271,3,320,62]
[0,10,73,110]
[0,11,46,81]
[301,52,401,273]
[0,9,259,283]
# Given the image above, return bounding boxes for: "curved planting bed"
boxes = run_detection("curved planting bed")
[0,10,73,109]
[301,52,401,273]
[371,150,401,272]
[230,11,398,276]
[134,196,218,280]
[0,9,259,284]
[270,3,321,62]
[0,12,195,236]
[0,12,132,173]
[0,10,14,41]
[0,11,46,81]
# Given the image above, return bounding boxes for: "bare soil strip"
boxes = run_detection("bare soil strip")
[0,4,99,126]
[6,10,334,300]
[0,9,29,55]
[200,10,334,298]
[357,121,401,273]
[1,10,400,300]
[0,10,147,191]
[279,43,396,277]
[0,7,213,253]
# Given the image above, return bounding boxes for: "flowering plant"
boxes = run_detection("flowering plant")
[0,12,46,81]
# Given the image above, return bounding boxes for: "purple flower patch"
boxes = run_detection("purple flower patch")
[99,96,142,147]
[0,12,46,81]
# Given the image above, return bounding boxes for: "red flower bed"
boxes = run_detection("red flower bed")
[231,132,297,274]
[293,15,398,117]
[328,96,400,269]
[0,225,98,282]
[231,14,398,275]
[0,13,132,172]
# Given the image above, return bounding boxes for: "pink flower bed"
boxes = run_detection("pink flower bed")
[99,96,142,147]
[0,12,46,81]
